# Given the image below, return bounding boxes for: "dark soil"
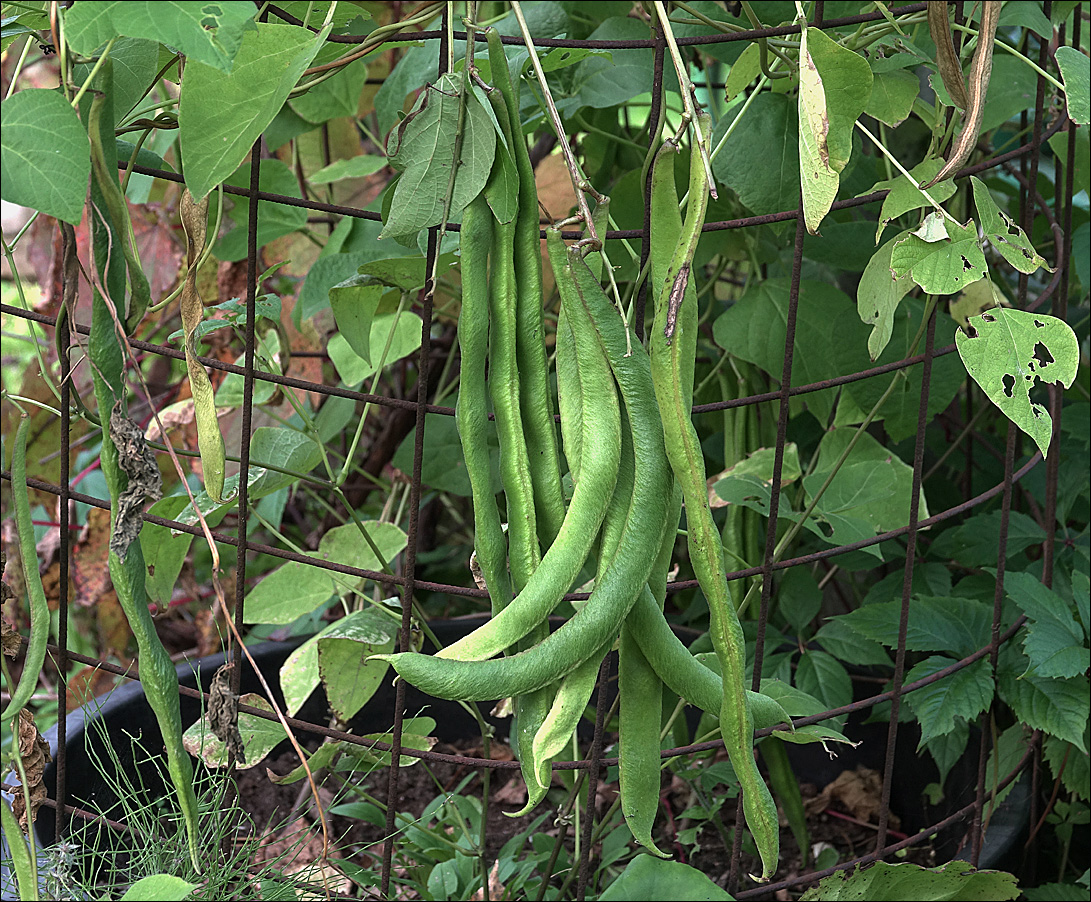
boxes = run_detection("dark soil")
[230,737,939,900]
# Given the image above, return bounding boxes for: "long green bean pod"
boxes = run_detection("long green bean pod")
[516,411,635,816]
[457,195,513,613]
[486,28,567,546]
[648,115,779,879]
[1,418,50,723]
[441,229,622,663]
[375,248,671,701]
[86,93,202,872]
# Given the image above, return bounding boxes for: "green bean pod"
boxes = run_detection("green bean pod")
[457,195,513,613]
[627,588,791,731]
[488,211,540,592]
[486,28,567,547]
[648,116,779,879]
[440,229,622,663]
[375,249,671,701]
[86,94,202,871]
[1,417,50,723]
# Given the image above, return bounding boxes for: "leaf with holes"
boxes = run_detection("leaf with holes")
[891,217,986,295]
[971,178,1051,275]
[956,308,1079,458]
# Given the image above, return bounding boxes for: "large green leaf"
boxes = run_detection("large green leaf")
[712,93,799,217]
[243,561,336,625]
[73,37,160,126]
[1056,46,1090,126]
[798,27,872,234]
[599,854,734,901]
[956,308,1079,458]
[800,860,1018,901]
[315,521,409,579]
[381,74,495,240]
[179,22,325,200]
[119,875,197,902]
[0,89,90,224]
[572,18,652,109]
[856,237,916,360]
[140,496,194,606]
[64,1,255,71]
[290,57,369,124]
[891,216,987,296]
[711,279,868,424]
[329,274,386,365]
[929,510,1046,567]
[328,313,423,388]
[904,656,993,745]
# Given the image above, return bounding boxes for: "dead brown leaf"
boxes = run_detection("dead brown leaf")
[805,765,900,830]
[71,507,113,607]
[1,618,21,658]
[12,708,52,832]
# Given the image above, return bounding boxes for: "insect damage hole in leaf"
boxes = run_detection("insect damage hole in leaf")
[956,307,1079,458]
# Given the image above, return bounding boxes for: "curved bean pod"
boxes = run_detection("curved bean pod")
[375,248,671,700]
[439,228,622,663]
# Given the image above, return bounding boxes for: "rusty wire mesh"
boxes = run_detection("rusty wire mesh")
[0,1,1083,898]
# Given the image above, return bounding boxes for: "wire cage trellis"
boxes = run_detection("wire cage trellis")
[0,1,1087,899]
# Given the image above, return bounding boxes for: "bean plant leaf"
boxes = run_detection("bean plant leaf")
[866,159,957,243]
[280,607,397,718]
[904,656,993,745]
[864,68,918,127]
[317,610,397,721]
[182,693,283,770]
[857,235,916,360]
[309,156,387,184]
[725,42,761,101]
[243,561,336,625]
[956,308,1079,458]
[1056,45,1090,126]
[316,521,409,580]
[179,22,326,201]
[328,311,423,388]
[891,216,987,295]
[382,74,495,240]
[329,274,386,364]
[712,93,799,217]
[798,26,872,234]
[0,89,91,224]
[599,854,734,901]
[971,178,1050,274]
[64,1,256,71]
[800,859,1018,901]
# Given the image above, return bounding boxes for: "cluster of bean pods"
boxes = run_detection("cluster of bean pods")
[377,31,781,880]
